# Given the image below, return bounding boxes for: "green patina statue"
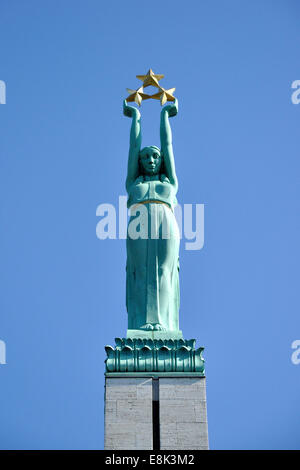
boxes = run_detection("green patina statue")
[124,98,180,335]
[104,78,205,374]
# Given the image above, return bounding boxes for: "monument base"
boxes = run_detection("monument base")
[104,374,209,450]
[105,338,205,374]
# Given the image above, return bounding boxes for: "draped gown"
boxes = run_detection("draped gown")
[126,174,180,332]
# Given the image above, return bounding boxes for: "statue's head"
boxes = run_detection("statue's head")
[139,146,162,176]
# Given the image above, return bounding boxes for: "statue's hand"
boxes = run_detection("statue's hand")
[162,98,178,118]
[123,99,141,119]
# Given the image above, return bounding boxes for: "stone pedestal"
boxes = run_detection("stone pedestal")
[104,375,209,450]
[159,377,209,450]
[104,377,153,450]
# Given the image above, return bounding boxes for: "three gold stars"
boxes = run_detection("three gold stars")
[126,69,176,106]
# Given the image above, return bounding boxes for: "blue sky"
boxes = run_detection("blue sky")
[0,0,299,449]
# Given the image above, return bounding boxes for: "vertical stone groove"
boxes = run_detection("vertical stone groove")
[152,378,160,450]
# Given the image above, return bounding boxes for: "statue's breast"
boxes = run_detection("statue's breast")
[153,181,172,199]
[127,179,175,207]
[130,181,149,201]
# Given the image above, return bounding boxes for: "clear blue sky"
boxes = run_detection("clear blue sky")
[0,0,299,450]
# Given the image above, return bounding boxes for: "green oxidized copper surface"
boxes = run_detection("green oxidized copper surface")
[124,98,180,333]
[105,338,205,374]
[104,84,206,375]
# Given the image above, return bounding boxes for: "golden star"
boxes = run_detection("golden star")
[136,69,164,88]
[126,86,151,106]
[151,87,176,105]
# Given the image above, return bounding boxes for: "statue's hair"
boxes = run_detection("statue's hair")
[139,145,166,177]
[140,145,161,154]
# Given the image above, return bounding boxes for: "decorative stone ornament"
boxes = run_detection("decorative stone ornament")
[105,338,205,374]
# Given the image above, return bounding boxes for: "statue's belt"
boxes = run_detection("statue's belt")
[130,200,172,211]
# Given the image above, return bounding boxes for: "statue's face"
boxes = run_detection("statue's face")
[140,147,162,175]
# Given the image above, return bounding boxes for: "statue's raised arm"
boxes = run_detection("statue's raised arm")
[123,100,141,192]
[160,98,178,191]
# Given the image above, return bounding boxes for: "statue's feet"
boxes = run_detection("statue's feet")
[153,323,166,331]
[141,323,154,331]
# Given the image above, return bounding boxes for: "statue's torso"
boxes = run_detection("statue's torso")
[126,175,180,332]
[127,175,177,208]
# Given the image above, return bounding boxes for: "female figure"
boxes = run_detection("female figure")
[124,99,180,332]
